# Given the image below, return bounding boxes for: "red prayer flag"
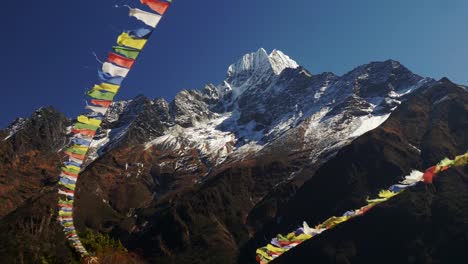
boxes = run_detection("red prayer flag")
[141,0,170,15]
[65,151,86,160]
[91,99,113,108]
[62,170,79,178]
[71,128,96,137]
[256,256,262,263]
[61,189,75,195]
[279,241,297,246]
[423,166,437,183]
[66,233,77,238]
[107,52,135,68]
[361,204,374,214]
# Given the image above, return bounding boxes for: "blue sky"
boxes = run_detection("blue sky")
[1,0,467,127]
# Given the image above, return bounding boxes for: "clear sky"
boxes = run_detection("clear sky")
[1,0,467,128]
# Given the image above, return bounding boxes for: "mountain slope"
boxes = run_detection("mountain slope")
[265,78,468,264]
[0,107,69,217]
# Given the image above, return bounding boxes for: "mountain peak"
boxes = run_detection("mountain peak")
[383,59,402,68]
[226,48,299,78]
[342,59,420,85]
[269,49,300,74]
[227,48,269,77]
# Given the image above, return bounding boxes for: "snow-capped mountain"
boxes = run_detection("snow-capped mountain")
[1,48,435,185]
[89,48,433,171]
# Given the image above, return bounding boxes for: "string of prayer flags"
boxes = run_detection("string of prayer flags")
[256,152,468,263]
[57,0,175,261]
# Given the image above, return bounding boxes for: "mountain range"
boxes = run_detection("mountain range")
[0,48,467,263]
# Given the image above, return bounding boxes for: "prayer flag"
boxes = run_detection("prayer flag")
[102,62,130,77]
[129,8,162,28]
[141,0,170,15]
[117,32,148,50]
[107,52,135,68]
[91,99,112,108]
[112,46,140,60]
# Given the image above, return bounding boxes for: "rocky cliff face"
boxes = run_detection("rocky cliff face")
[0,49,466,264]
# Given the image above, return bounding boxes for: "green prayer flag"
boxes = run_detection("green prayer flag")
[63,222,74,227]
[59,181,76,191]
[74,122,99,131]
[438,158,453,167]
[59,199,74,205]
[87,89,116,101]
[62,166,80,174]
[59,211,73,216]
[65,147,87,155]
[112,46,140,60]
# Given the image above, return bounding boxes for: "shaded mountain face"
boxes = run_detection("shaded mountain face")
[0,107,76,262]
[269,79,468,264]
[0,49,466,264]
[0,107,69,217]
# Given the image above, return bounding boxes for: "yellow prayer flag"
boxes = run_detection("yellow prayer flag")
[322,216,350,228]
[256,248,273,261]
[117,32,147,50]
[266,244,286,253]
[77,115,102,127]
[71,144,89,154]
[453,153,468,167]
[378,190,398,199]
[93,83,120,93]
[294,233,312,241]
[366,197,387,204]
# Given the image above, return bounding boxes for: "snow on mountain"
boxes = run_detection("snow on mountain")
[3,118,27,141]
[227,48,298,78]
[349,114,391,137]
[224,48,299,99]
[86,49,436,171]
[145,113,236,165]
[105,99,132,123]
[269,49,300,75]
[226,48,271,78]
[82,100,133,163]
